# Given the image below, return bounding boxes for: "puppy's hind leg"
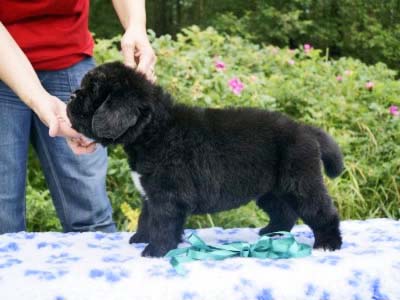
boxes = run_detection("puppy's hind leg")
[257,192,298,235]
[282,139,342,251]
[287,190,342,251]
[129,201,150,244]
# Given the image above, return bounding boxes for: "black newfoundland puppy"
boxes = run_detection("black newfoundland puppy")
[67,62,344,257]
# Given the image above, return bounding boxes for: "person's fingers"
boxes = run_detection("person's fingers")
[54,101,81,137]
[85,143,97,153]
[67,138,97,155]
[65,136,94,151]
[137,50,156,81]
[72,145,96,155]
[121,39,136,68]
[69,145,93,155]
[58,106,72,128]
[55,102,95,151]
[48,114,59,137]
[59,121,81,138]
[75,136,95,147]
[136,47,155,72]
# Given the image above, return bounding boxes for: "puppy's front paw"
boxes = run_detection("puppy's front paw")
[141,243,175,258]
[129,233,149,244]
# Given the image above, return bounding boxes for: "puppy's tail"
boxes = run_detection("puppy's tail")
[306,125,344,178]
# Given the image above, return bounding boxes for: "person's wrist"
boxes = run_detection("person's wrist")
[29,92,61,129]
[26,89,53,111]
[126,23,147,34]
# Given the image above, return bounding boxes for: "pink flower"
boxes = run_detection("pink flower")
[336,75,343,82]
[288,59,295,65]
[304,44,313,53]
[365,81,374,90]
[389,105,399,116]
[215,60,225,71]
[228,77,244,95]
[344,70,353,76]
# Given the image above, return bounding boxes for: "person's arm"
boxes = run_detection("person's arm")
[112,0,156,81]
[0,22,95,154]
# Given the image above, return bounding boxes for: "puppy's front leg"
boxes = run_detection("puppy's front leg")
[129,201,150,244]
[142,201,186,258]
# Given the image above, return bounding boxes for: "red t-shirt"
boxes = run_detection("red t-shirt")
[0,0,94,70]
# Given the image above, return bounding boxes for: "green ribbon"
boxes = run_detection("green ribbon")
[165,231,312,274]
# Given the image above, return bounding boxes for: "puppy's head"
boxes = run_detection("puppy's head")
[67,62,154,145]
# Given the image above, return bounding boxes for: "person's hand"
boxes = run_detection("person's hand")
[31,94,97,155]
[121,26,156,81]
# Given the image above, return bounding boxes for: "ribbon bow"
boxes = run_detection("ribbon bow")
[165,231,312,274]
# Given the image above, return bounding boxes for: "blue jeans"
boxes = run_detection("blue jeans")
[0,57,116,233]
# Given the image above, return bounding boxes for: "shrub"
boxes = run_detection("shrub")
[90,0,400,70]
[210,0,400,70]
[26,27,399,231]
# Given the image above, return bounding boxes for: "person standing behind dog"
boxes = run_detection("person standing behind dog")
[0,0,156,233]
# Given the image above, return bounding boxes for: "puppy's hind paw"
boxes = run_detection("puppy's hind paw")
[313,233,342,251]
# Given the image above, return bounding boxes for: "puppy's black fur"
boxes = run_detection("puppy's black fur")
[67,62,344,257]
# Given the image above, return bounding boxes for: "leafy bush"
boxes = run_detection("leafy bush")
[210,0,400,70]
[26,27,399,231]
[210,1,312,47]
[90,0,400,70]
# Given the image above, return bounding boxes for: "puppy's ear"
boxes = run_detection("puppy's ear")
[91,92,140,140]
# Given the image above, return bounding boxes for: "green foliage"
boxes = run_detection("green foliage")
[210,0,400,70]
[90,0,400,69]
[211,1,313,47]
[27,27,399,231]
[89,0,122,39]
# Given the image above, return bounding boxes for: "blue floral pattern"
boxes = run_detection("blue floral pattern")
[0,218,398,299]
